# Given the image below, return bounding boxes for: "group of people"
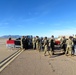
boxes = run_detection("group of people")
[32,35,55,58]
[32,35,76,57]
[60,36,76,56]
[17,35,76,58]
[21,36,32,50]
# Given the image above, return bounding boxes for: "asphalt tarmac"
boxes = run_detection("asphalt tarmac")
[0,38,19,62]
[1,49,76,75]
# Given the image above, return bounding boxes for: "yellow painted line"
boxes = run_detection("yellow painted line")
[0,50,21,66]
[0,50,23,72]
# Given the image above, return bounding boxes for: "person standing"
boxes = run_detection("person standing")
[25,36,29,49]
[40,37,44,51]
[22,36,26,50]
[60,36,66,54]
[73,35,76,55]
[50,35,55,55]
[65,36,73,56]
[36,36,40,51]
[44,37,51,57]
[32,37,36,49]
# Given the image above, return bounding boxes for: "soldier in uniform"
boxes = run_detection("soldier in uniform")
[32,37,36,50]
[40,37,44,51]
[44,37,51,57]
[60,36,66,54]
[22,36,26,50]
[65,36,74,56]
[50,35,55,55]
[26,36,29,49]
[73,35,76,55]
[49,38,51,52]
[36,36,40,51]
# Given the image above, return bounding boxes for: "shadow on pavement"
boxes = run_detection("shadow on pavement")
[51,52,65,58]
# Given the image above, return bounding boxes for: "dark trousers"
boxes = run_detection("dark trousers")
[23,43,26,49]
[62,44,66,53]
[51,45,54,54]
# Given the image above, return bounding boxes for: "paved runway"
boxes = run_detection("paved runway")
[1,49,76,75]
[0,38,18,62]
[0,48,18,62]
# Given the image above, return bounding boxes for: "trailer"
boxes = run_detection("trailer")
[6,40,21,49]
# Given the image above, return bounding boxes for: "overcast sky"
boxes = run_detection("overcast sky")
[0,0,76,37]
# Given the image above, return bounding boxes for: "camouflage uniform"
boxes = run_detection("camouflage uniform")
[60,36,66,53]
[36,36,40,51]
[40,37,44,51]
[44,37,51,57]
[48,38,52,51]
[65,37,73,56]
[21,37,23,49]
[32,37,36,49]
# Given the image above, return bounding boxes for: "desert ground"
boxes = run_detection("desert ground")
[1,38,76,75]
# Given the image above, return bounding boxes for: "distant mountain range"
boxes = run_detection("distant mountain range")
[0,35,33,38]
[0,35,22,38]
